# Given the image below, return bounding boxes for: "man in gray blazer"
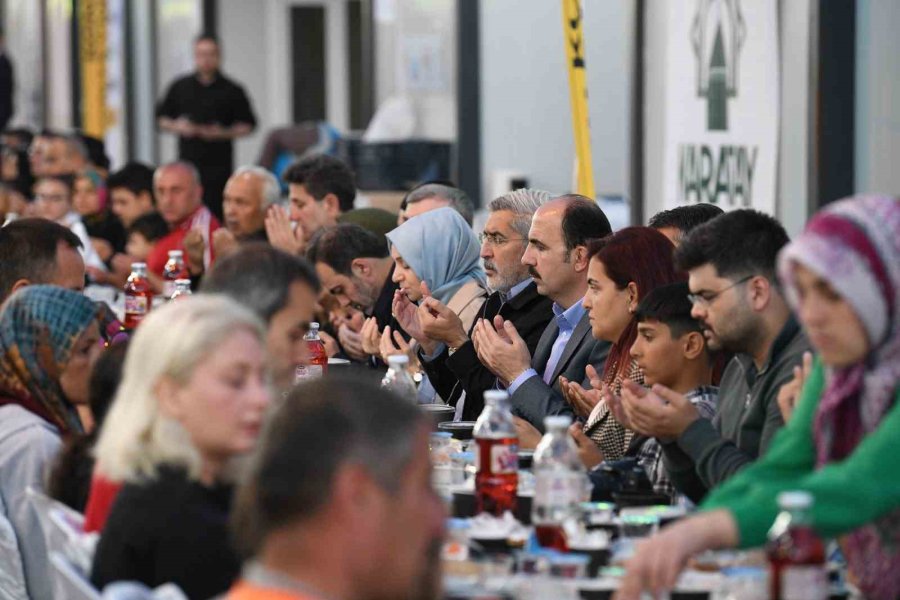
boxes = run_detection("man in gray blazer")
[472,195,612,431]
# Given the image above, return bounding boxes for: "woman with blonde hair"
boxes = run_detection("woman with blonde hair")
[90,295,270,599]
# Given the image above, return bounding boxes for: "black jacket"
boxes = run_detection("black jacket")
[91,466,239,599]
[420,281,553,421]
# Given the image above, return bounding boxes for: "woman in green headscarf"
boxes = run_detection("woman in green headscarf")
[0,285,105,599]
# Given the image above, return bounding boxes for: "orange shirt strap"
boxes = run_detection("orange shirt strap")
[226,580,318,600]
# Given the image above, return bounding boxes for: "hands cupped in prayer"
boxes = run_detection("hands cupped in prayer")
[471,316,531,386]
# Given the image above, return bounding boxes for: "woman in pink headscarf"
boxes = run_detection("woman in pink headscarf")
[616,196,900,600]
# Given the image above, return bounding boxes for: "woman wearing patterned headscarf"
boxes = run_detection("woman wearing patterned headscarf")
[615,196,900,600]
[0,285,105,599]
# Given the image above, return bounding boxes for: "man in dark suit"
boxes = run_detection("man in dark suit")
[411,189,555,420]
[472,195,612,430]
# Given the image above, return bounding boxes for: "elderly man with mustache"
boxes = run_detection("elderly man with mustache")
[409,189,555,420]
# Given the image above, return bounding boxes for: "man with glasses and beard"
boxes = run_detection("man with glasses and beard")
[226,378,445,600]
[408,189,555,420]
[617,210,811,502]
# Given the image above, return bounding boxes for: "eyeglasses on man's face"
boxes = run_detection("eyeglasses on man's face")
[687,275,754,308]
[478,232,526,247]
[35,193,69,203]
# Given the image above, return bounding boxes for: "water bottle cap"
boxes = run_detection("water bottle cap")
[543,415,572,429]
[168,250,183,258]
[175,279,191,285]
[131,262,147,270]
[310,322,320,331]
[483,390,509,403]
[387,354,409,364]
[777,490,813,510]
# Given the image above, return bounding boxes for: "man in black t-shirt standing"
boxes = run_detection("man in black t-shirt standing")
[156,34,257,220]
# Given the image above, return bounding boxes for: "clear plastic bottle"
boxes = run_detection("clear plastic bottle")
[532,415,584,551]
[162,250,189,299]
[766,491,827,600]
[473,390,518,516]
[169,279,193,302]
[295,323,328,383]
[380,354,417,402]
[123,262,153,330]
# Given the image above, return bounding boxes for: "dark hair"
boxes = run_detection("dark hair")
[201,243,321,323]
[0,218,83,303]
[89,340,129,427]
[48,340,129,511]
[674,209,789,283]
[306,224,389,275]
[76,133,111,171]
[106,162,156,203]
[648,204,724,239]
[37,173,76,194]
[231,377,425,557]
[1,146,34,196]
[558,194,612,252]
[283,154,356,212]
[635,282,702,339]
[587,227,685,382]
[127,212,169,243]
[2,128,34,149]
[195,33,219,46]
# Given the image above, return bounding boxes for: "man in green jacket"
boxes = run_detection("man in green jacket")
[618,209,811,502]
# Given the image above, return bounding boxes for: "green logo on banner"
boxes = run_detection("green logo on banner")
[691,0,746,131]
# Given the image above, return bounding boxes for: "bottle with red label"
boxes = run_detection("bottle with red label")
[294,322,328,383]
[766,491,827,600]
[532,415,584,551]
[123,262,153,330]
[163,250,189,299]
[473,390,518,516]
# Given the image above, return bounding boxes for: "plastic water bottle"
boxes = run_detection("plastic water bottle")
[473,390,518,516]
[380,354,417,402]
[295,323,328,383]
[162,250,189,299]
[532,415,584,551]
[123,262,152,330]
[169,279,192,302]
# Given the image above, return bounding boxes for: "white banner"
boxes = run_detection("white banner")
[661,0,779,214]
